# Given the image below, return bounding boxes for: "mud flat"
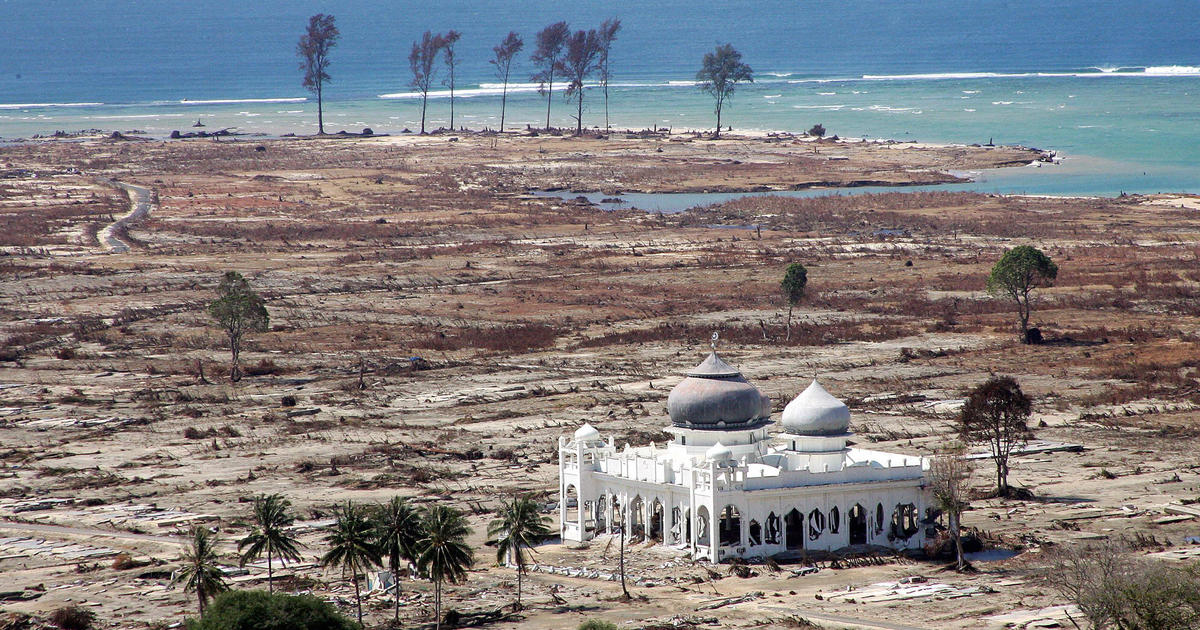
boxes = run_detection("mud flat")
[1,133,1199,629]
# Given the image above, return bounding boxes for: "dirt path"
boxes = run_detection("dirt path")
[0,519,183,546]
[98,181,152,252]
[761,604,934,630]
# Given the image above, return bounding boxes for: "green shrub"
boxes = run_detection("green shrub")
[578,620,619,630]
[185,590,357,630]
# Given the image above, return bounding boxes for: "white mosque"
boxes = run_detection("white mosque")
[558,349,930,562]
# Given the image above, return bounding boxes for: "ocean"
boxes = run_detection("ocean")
[2,0,1198,196]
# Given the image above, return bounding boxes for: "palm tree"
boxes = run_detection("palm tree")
[374,496,424,622]
[172,526,229,615]
[320,501,382,626]
[487,494,551,609]
[238,493,303,593]
[417,505,475,630]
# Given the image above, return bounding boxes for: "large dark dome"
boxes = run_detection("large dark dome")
[666,352,771,430]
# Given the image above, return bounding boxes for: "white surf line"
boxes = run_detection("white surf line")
[98,181,153,252]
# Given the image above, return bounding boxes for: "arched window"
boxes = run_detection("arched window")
[875,503,885,535]
[889,503,919,540]
[696,506,710,542]
[748,520,762,546]
[765,512,781,545]
[808,508,826,540]
[829,506,840,534]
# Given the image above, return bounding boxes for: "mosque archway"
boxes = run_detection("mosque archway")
[649,499,664,542]
[630,495,645,539]
[808,508,826,541]
[748,519,762,546]
[696,506,710,543]
[719,505,742,547]
[829,506,840,534]
[848,504,867,544]
[890,503,919,540]
[595,495,608,532]
[785,509,804,551]
[765,512,781,545]
[565,485,579,524]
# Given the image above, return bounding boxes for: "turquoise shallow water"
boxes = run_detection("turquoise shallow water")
[1,0,1198,195]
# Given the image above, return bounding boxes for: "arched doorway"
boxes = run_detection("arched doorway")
[649,499,664,542]
[564,485,579,525]
[848,504,867,544]
[748,520,762,546]
[696,506,710,544]
[785,509,804,551]
[629,495,645,539]
[719,505,741,547]
[890,503,919,541]
[829,507,840,534]
[595,495,608,533]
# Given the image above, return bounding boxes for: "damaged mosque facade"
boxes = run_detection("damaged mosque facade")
[558,350,930,562]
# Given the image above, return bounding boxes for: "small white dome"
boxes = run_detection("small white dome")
[705,441,733,462]
[782,380,851,436]
[574,423,600,442]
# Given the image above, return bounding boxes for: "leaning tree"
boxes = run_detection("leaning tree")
[297,14,339,135]
[696,43,753,138]
[208,271,268,382]
[986,245,1058,344]
[959,376,1032,497]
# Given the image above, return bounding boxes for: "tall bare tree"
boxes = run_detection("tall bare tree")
[597,18,621,132]
[489,32,524,132]
[297,14,339,135]
[556,28,602,135]
[441,30,462,131]
[531,21,570,131]
[409,31,444,134]
[696,43,754,138]
[928,443,972,570]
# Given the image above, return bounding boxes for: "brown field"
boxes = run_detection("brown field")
[2,132,1199,629]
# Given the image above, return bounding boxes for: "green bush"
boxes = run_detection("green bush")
[186,590,357,630]
[578,620,618,630]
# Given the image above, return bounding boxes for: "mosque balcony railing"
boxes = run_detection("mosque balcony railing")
[711,460,923,492]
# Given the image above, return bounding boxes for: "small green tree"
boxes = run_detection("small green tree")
[487,494,552,609]
[959,376,1031,496]
[696,43,753,138]
[208,271,268,382]
[417,505,475,630]
[986,245,1058,344]
[374,496,424,622]
[780,263,808,342]
[186,590,357,630]
[320,501,382,627]
[173,527,229,615]
[238,493,303,593]
[928,443,972,570]
[808,123,826,138]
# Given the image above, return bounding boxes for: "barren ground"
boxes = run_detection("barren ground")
[2,132,1199,630]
